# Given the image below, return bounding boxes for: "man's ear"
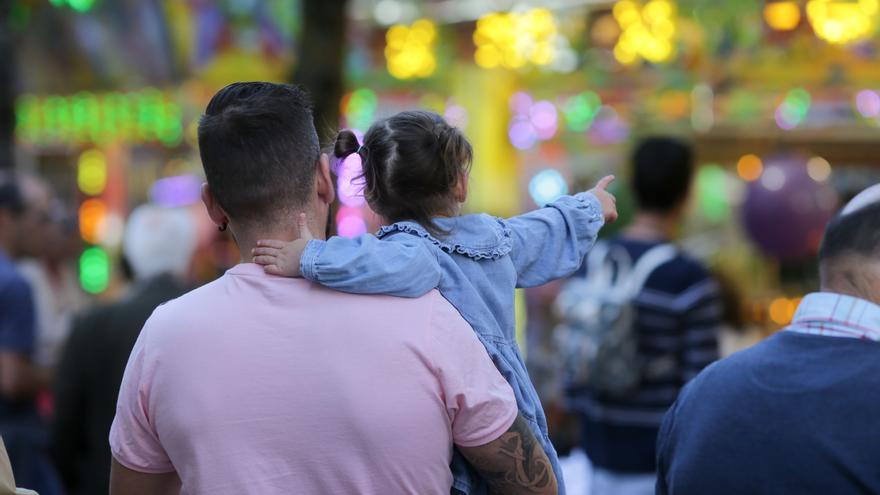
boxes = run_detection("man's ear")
[201,183,229,228]
[315,154,336,207]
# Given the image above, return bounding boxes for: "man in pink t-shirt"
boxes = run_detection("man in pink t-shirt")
[109,82,557,495]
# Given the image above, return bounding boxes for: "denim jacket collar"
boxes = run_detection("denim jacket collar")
[376,214,513,261]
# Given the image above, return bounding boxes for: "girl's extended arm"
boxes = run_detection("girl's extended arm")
[504,176,617,288]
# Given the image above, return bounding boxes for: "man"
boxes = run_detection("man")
[53,205,196,495]
[657,186,880,494]
[0,179,57,493]
[109,82,557,495]
[566,137,720,494]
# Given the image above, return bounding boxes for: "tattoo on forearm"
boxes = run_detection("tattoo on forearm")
[465,416,555,493]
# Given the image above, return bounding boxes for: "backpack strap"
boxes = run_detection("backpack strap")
[624,244,678,297]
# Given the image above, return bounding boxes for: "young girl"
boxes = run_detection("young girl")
[252,110,617,495]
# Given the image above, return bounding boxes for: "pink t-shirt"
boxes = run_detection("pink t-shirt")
[109,263,517,494]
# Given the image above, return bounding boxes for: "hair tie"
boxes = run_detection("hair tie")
[357,145,367,155]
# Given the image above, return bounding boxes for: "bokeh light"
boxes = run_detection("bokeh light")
[336,206,368,238]
[149,175,203,207]
[337,153,367,208]
[385,19,437,80]
[79,247,110,294]
[529,100,558,140]
[529,169,568,206]
[474,8,559,69]
[588,106,630,145]
[764,2,802,31]
[696,164,730,223]
[77,149,107,196]
[341,89,377,130]
[806,156,832,182]
[737,154,764,182]
[613,0,677,65]
[79,199,107,244]
[775,88,811,130]
[806,0,878,45]
[761,166,787,191]
[563,92,602,132]
[509,116,539,150]
[769,297,798,326]
[855,89,880,118]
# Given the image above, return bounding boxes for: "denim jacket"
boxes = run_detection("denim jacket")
[300,192,605,494]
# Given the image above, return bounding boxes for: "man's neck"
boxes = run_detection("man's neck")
[233,223,325,264]
[624,211,679,241]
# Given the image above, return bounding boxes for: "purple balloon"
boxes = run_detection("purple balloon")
[741,156,838,262]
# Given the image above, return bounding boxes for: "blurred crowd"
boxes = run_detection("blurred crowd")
[0,173,198,495]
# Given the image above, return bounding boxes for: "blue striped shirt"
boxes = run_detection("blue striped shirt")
[569,238,721,473]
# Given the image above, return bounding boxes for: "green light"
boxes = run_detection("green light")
[67,0,96,12]
[697,164,729,223]
[345,88,378,130]
[563,91,601,132]
[49,0,65,6]
[79,246,110,294]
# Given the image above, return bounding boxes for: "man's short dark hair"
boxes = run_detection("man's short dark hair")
[198,82,320,226]
[630,136,694,213]
[819,201,880,266]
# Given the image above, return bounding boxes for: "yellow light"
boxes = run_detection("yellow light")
[765,2,801,31]
[807,156,832,182]
[807,0,878,44]
[612,0,677,65]
[474,9,560,69]
[79,198,107,244]
[737,154,764,182]
[77,149,107,196]
[385,18,437,80]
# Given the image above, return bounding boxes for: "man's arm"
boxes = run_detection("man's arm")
[458,415,557,495]
[110,458,180,495]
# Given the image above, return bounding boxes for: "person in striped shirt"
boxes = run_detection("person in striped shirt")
[657,185,880,494]
[566,137,721,495]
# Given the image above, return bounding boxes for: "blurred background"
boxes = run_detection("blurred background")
[2,0,880,491]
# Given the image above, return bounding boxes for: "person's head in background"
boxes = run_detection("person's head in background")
[15,174,53,259]
[333,110,472,236]
[626,136,694,239]
[197,82,333,258]
[818,185,880,306]
[122,204,197,283]
[0,180,24,256]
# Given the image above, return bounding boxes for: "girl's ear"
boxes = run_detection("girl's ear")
[453,172,468,203]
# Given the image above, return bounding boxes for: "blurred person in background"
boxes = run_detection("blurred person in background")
[52,204,196,495]
[18,200,88,379]
[657,185,880,494]
[0,178,60,494]
[561,137,721,495]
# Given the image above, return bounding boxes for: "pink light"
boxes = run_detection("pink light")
[508,116,538,150]
[775,105,797,130]
[337,213,367,238]
[529,100,558,140]
[445,104,469,129]
[509,92,533,115]
[855,90,880,118]
[337,154,366,208]
[588,107,629,145]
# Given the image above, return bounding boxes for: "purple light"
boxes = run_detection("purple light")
[445,104,469,129]
[855,90,880,118]
[337,154,366,208]
[775,105,797,130]
[509,92,533,115]
[149,175,202,207]
[509,116,539,150]
[529,100,558,140]
[588,107,629,145]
